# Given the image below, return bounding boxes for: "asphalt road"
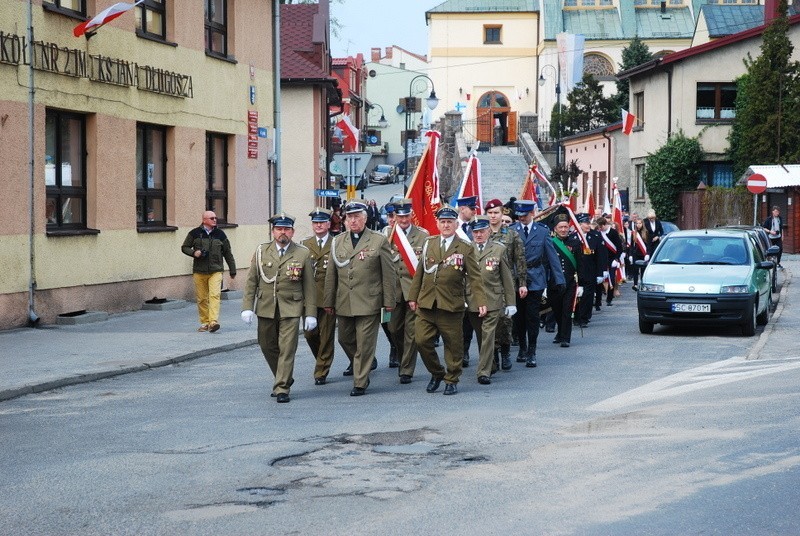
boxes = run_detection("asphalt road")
[3,289,800,535]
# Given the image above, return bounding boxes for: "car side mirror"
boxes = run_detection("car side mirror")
[634,259,649,267]
[758,261,775,270]
[766,245,780,256]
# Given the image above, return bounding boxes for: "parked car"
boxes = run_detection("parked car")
[369,164,398,184]
[636,229,774,336]
[662,221,679,235]
[337,172,368,191]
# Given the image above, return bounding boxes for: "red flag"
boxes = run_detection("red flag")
[612,179,624,231]
[568,185,578,213]
[455,154,483,214]
[335,116,359,152]
[622,109,636,135]
[73,1,143,37]
[390,224,419,276]
[532,165,557,206]
[519,166,538,203]
[406,131,442,234]
[585,180,596,216]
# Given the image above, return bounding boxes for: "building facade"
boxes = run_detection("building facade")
[0,0,275,329]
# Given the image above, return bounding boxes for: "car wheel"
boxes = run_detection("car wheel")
[638,317,654,334]
[756,293,771,326]
[742,302,757,336]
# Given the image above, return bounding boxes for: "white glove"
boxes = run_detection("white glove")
[504,305,517,317]
[603,271,610,280]
[241,310,256,325]
[577,286,584,298]
[611,260,619,268]
[304,316,317,331]
[596,276,604,284]
[542,287,548,299]
[644,254,650,262]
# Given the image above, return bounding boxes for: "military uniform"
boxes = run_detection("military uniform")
[301,230,336,383]
[549,230,583,346]
[324,203,397,395]
[577,219,607,325]
[387,218,428,381]
[489,220,525,367]
[242,234,315,398]
[596,225,624,308]
[408,221,487,390]
[466,236,515,381]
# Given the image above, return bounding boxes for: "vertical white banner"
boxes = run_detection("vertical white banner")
[556,32,586,93]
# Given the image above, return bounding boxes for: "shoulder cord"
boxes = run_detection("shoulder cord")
[256,244,278,297]
[422,240,439,274]
[330,234,351,268]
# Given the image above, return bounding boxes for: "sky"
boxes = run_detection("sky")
[330,0,444,58]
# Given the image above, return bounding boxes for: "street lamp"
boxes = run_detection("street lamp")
[369,103,389,129]
[539,63,562,168]
[403,74,439,190]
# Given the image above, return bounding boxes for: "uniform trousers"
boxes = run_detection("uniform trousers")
[513,294,529,349]
[496,314,513,347]
[256,311,299,395]
[389,300,419,377]
[578,281,596,323]
[192,271,222,326]
[337,313,380,389]
[520,290,544,354]
[550,283,576,343]
[303,307,336,380]
[467,309,501,379]
[415,306,465,384]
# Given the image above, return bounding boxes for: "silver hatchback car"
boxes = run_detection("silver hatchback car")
[636,229,774,336]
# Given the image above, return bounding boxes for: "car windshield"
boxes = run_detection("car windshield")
[653,236,750,265]
[376,165,392,172]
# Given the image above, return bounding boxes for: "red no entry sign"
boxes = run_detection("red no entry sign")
[747,173,767,194]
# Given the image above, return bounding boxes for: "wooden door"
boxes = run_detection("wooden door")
[506,111,518,144]
[476,109,493,144]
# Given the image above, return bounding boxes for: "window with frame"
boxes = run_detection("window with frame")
[205,0,228,57]
[44,0,86,16]
[484,25,502,44]
[45,110,87,229]
[206,133,229,223]
[696,83,736,121]
[136,123,167,227]
[635,164,646,199]
[699,161,735,188]
[633,91,645,130]
[136,0,166,39]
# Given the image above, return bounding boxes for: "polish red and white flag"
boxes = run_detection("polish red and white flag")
[335,115,360,152]
[622,109,636,135]
[390,224,419,276]
[74,1,144,38]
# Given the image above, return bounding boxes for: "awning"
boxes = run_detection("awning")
[740,165,800,188]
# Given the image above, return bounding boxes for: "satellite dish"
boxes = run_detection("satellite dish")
[368,69,377,78]
[396,104,406,114]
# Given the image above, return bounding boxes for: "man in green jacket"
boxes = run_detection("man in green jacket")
[181,210,236,333]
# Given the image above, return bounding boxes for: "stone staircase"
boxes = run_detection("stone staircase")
[476,147,530,203]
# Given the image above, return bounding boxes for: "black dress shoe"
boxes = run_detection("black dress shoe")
[350,387,366,396]
[478,375,491,385]
[579,322,589,328]
[501,355,512,371]
[389,359,399,368]
[426,376,442,393]
[270,392,277,397]
[343,364,353,376]
[595,305,601,311]
[606,302,613,306]
[399,374,412,384]
[314,377,326,385]
[560,341,570,348]
[516,348,527,363]
[525,353,537,368]
[371,358,378,371]
[545,326,556,333]
[443,383,458,395]
[552,336,562,343]
[276,393,290,403]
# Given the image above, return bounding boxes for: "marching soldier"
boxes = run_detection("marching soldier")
[386,199,429,384]
[241,213,316,403]
[301,208,336,386]
[455,195,477,367]
[595,216,624,309]
[549,213,583,347]
[324,201,396,397]
[408,206,487,396]
[467,216,516,385]
[486,198,526,371]
[576,213,607,327]
[381,203,399,368]
[510,200,565,367]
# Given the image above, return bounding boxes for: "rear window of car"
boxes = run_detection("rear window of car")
[654,236,749,265]
[376,165,392,172]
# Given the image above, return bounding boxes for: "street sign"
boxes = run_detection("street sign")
[315,189,341,198]
[747,173,768,194]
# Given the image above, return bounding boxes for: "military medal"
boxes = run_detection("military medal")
[287,261,302,281]
[358,249,367,260]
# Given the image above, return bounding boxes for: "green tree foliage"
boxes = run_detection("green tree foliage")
[728,0,800,176]
[644,131,704,222]
[614,36,654,109]
[550,73,617,138]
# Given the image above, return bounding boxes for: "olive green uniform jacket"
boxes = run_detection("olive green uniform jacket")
[242,241,315,319]
[467,241,515,312]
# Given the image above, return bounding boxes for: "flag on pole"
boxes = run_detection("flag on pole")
[531,164,556,207]
[336,116,360,152]
[602,189,611,216]
[451,146,483,214]
[390,224,419,276]
[622,109,636,135]
[406,131,442,235]
[73,1,144,37]
[611,178,624,231]
[585,180,596,217]
[519,166,539,205]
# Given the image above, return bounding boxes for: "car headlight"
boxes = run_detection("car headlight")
[639,283,664,292]
[720,285,749,294]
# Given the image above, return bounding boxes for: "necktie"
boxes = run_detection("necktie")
[462,223,468,234]
[279,248,285,257]
[478,244,484,253]
[318,238,323,248]
[524,225,529,239]
[441,238,447,250]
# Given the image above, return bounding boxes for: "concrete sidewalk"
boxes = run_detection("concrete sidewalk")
[1,255,796,403]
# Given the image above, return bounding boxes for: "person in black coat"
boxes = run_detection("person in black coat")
[549,214,583,347]
[762,206,784,267]
[643,209,664,249]
[576,214,607,326]
[594,217,623,308]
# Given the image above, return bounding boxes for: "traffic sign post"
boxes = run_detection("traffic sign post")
[747,173,768,225]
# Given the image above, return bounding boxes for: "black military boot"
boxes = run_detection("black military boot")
[516,341,527,363]
[462,349,470,368]
[501,344,512,371]
[388,345,399,368]
[525,349,537,368]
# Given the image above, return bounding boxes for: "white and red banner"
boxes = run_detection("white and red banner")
[407,131,442,235]
[584,180,596,216]
[520,166,539,204]
[622,109,636,135]
[611,179,624,232]
[336,115,360,152]
[633,230,648,257]
[391,225,419,276]
[74,1,143,37]
[452,146,483,214]
[561,203,590,252]
[521,164,556,207]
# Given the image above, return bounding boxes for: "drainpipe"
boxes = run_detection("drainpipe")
[27,0,39,326]
[273,0,282,213]
[666,66,673,139]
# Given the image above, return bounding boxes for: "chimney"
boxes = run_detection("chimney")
[764,0,779,23]
[371,47,381,62]
[660,1,666,14]
[385,47,393,59]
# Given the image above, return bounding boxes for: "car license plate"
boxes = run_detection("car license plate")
[672,303,711,313]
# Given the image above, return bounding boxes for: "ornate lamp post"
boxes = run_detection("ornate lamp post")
[539,64,562,168]
[403,74,439,190]
[369,103,389,129]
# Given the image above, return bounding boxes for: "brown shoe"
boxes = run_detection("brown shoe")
[197,324,209,332]
[208,322,220,333]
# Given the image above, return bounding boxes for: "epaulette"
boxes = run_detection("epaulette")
[490,240,507,250]
[295,242,309,250]
[457,237,472,246]
[425,235,439,242]
[418,227,430,235]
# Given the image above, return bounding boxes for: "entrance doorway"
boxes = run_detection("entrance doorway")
[474,90,517,147]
